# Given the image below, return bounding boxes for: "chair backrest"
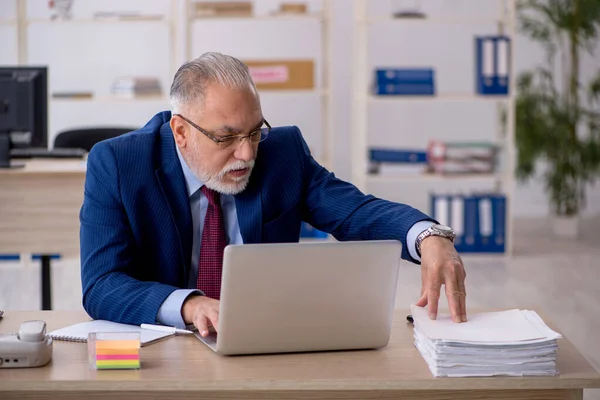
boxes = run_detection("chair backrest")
[53,127,137,152]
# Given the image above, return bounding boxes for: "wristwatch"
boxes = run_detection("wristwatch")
[415,224,456,257]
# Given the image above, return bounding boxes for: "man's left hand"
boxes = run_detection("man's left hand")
[415,236,467,323]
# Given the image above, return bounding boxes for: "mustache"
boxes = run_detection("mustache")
[216,160,255,179]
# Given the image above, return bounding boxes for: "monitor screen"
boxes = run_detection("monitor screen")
[0,66,48,167]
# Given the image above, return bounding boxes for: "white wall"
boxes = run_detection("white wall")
[1,0,599,218]
[329,0,600,218]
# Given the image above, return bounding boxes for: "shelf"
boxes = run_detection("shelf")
[27,16,166,25]
[365,93,510,103]
[365,173,505,183]
[352,0,516,256]
[257,89,329,96]
[51,95,169,102]
[51,91,329,101]
[192,13,325,22]
[0,20,18,26]
[360,17,512,26]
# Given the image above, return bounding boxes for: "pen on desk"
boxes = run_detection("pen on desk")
[140,323,194,335]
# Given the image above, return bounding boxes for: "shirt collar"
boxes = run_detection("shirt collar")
[175,145,203,198]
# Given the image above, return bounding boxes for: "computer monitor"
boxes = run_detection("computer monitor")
[0,66,48,168]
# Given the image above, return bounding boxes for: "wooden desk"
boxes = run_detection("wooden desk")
[0,159,86,309]
[1,310,599,400]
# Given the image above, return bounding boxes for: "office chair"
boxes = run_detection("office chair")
[53,127,137,152]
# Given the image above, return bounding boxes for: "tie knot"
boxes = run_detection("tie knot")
[201,185,220,206]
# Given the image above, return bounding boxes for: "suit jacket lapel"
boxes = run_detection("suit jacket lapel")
[235,164,263,244]
[155,122,193,284]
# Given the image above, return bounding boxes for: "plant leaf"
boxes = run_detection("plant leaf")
[588,70,600,106]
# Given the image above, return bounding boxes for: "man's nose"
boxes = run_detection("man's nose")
[233,137,255,162]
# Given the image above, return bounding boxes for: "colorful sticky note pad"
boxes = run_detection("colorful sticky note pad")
[88,332,141,370]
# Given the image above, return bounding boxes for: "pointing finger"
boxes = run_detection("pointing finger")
[415,292,428,307]
[194,314,210,337]
[445,276,462,323]
[458,270,467,322]
[427,273,442,320]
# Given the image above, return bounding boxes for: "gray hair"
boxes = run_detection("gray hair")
[169,52,258,114]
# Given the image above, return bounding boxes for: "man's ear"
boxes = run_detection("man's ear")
[170,115,187,148]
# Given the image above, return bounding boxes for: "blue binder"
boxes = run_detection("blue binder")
[475,36,510,95]
[430,192,506,253]
[374,68,435,95]
[476,194,493,251]
[0,254,62,262]
[449,194,465,249]
[490,194,506,252]
[0,254,21,262]
[461,195,480,253]
[369,148,428,164]
[430,192,452,228]
[474,193,506,253]
[300,222,328,239]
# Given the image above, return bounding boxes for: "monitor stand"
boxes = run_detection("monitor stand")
[0,132,25,169]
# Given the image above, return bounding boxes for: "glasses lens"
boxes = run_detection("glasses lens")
[218,137,237,149]
[217,125,269,148]
[258,127,269,143]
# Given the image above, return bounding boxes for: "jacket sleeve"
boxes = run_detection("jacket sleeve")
[293,127,437,264]
[79,142,180,325]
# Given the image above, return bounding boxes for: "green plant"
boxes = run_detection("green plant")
[515,0,600,216]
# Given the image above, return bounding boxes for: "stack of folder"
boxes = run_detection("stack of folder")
[410,305,562,377]
[430,192,506,253]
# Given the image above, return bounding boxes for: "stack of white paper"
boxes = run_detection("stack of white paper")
[410,305,562,377]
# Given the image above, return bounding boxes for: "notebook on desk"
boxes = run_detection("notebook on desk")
[48,320,173,346]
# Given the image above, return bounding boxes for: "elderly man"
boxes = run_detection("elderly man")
[80,52,467,337]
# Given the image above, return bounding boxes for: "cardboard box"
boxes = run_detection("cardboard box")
[243,60,314,90]
[280,3,308,14]
[194,1,253,18]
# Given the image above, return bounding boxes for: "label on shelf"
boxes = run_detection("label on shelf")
[249,66,289,84]
[244,60,314,90]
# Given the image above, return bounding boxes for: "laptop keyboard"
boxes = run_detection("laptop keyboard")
[206,332,217,344]
[198,331,217,345]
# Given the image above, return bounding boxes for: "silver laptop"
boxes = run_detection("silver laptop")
[195,239,402,356]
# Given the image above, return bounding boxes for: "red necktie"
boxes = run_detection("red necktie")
[197,186,227,299]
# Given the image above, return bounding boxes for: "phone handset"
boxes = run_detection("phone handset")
[19,320,47,342]
[0,320,53,368]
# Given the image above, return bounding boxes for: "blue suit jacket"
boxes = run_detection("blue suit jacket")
[80,111,434,325]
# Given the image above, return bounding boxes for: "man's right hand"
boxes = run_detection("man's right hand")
[181,295,219,337]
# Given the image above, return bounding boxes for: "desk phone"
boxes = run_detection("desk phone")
[0,320,53,368]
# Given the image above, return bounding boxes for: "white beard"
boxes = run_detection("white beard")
[195,159,255,195]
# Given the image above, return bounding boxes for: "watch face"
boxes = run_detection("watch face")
[434,224,453,233]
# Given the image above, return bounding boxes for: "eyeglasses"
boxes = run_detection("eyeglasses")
[173,113,271,149]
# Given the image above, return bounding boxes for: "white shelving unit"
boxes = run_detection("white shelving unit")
[351,0,517,255]
[18,0,178,64]
[6,0,179,143]
[4,0,333,168]
[185,0,333,170]
[51,95,170,102]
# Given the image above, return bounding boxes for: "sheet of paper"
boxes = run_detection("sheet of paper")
[410,305,549,343]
